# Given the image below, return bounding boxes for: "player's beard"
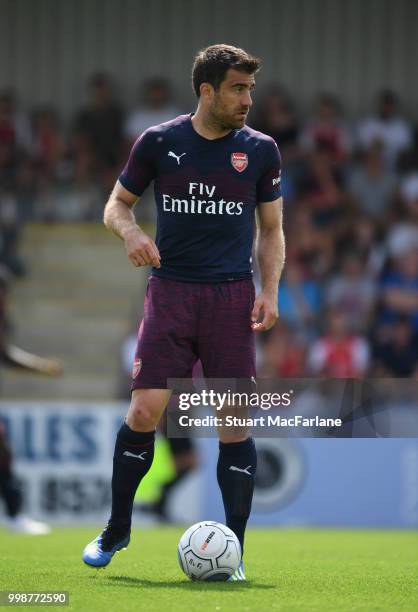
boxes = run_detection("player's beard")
[208,99,248,131]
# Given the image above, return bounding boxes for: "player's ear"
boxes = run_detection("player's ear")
[200,82,214,101]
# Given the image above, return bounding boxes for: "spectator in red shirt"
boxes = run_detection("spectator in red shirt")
[260,321,307,378]
[308,309,370,377]
[301,93,352,164]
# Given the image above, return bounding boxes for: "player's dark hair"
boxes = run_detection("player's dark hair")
[192,44,260,98]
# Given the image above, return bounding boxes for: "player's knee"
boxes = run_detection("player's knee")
[128,402,159,430]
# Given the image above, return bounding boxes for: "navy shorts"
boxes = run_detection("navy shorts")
[131,276,256,390]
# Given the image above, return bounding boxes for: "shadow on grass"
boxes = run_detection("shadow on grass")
[103,575,275,591]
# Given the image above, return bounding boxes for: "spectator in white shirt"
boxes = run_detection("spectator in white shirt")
[124,78,181,144]
[347,144,397,220]
[357,90,413,169]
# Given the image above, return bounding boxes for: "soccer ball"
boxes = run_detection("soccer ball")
[177,521,241,581]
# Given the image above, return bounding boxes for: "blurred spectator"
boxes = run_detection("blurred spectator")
[124,78,180,144]
[400,170,418,207]
[299,147,349,228]
[308,309,370,377]
[60,148,102,221]
[300,93,352,163]
[385,169,418,258]
[287,207,334,279]
[15,157,38,222]
[74,73,124,172]
[278,262,322,336]
[0,90,31,162]
[380,248,418,332]
[336,215,386,280]
[250,85,302,202]
[387,160,418,257]
[356,90,413,168]
[0,266,11,350]
[30,107,66,180]
[260,321,307,377]
[0,188,25,276]
[250,85,300,159]
[373,316,418,377]
[347,144,397,221]
[325,253,377,333]
[34,148,102,222]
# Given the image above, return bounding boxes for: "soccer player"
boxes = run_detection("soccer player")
[82,44,285,580]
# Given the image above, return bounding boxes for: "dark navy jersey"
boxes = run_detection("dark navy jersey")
[119,114,282,282]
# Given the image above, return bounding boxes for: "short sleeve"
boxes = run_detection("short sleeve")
[118,129,156,196]
[256,138,282,203]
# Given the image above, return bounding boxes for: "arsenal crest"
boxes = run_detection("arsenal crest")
[132,358,142,378]
[231,152,248,173]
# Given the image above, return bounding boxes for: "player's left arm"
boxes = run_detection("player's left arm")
[252,197,285,332]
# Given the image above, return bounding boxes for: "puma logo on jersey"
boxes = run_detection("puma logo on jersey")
[168,151,186,165]
[123,450,147,460]
[229,465,252,476]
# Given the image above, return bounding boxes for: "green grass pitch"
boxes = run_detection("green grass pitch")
[0,528,417,611]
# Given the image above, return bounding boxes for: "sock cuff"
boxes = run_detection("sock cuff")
[118,423,155,446]
[219,436,255,454]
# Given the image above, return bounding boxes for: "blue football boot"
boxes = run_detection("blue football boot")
[82,523,130,568]
[228,560,246,581]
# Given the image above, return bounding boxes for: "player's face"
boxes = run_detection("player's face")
[208,69,255,130]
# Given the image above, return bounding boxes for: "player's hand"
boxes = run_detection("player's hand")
[5,345,63,376]
[123,226,161,268]
[32,356,63,377]
[251,290,278,332]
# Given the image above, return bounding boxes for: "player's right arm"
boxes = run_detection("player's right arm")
[104,181,160,268]
[104,128,160,268]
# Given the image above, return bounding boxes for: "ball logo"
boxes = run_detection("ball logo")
[132,358,142,378]
[200,530,215,551]
[231,152,248,173]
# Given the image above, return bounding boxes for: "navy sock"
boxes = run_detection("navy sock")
[109,423,155,532]
[217,437,257,555]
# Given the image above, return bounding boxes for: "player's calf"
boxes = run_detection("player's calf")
[217,437,257,555]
